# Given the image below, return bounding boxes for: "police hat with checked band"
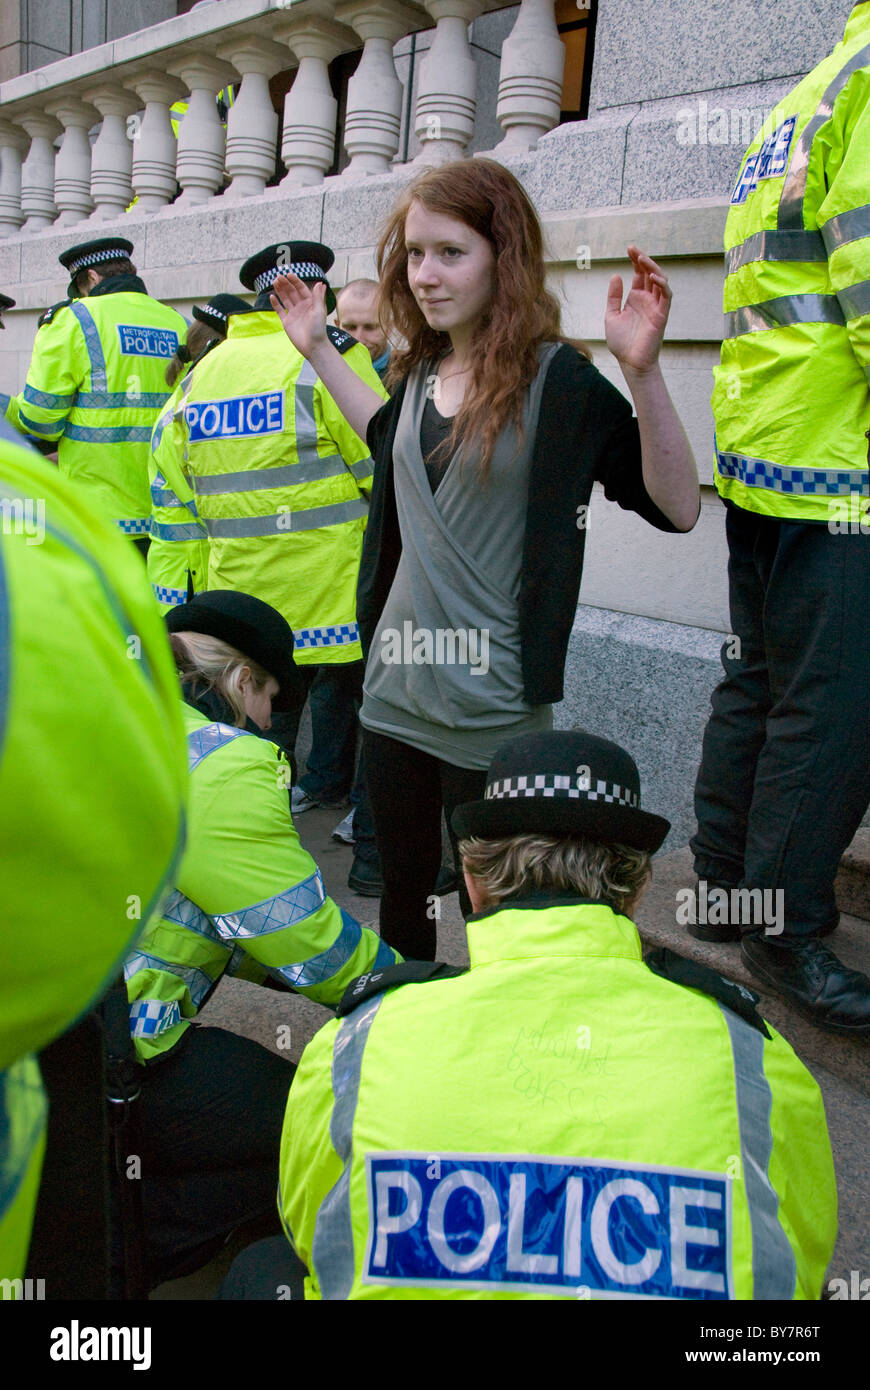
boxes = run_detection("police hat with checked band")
[239,241,337,314]
[59,236,134,298]
[452,731,670,852]
[165,590,303,712]
[0,293,14,326]
[191,293,254,335]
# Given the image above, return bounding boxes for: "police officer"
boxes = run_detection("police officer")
[279,731,836,1300]
[6,236,186,555]
[690,1,870,1032]
[148,294,254,611]
[0,425,187,1291]
[124,590,399,1288]
[153,241,388,756]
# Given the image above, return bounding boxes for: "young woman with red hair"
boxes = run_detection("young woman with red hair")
[271,157,698,960]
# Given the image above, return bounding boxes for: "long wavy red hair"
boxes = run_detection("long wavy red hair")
[377,158,587,478]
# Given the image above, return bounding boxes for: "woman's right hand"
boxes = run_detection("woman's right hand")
[270,272,329,359]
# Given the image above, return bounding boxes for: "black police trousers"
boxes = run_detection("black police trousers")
[691,501,870,938]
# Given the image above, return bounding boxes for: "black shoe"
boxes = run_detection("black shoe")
[348,857,383,898]
[435,865,459,895]
[741,936,870,1035]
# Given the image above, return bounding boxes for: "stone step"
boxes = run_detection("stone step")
[836,828,870,923]
[637,848,870,1097]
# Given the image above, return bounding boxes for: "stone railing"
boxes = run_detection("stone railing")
[0,0,571,237]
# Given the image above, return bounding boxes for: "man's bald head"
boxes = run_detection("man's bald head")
[335,279,388,362]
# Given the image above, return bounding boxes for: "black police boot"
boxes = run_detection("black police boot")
[741,936,870,1035]
[686,879,741,942]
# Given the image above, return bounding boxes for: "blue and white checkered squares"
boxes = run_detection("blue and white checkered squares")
[294,622,360,650]
[117,517,151,534]
[129,998,182,1038]
[254,262,325,293]
[485,773,639,808]
[152,584,187,607]
[717,451,868,497]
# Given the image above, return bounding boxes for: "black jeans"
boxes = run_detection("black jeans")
[363,728,487,960]
[136,1026,295,1285]
[691,503,870,938]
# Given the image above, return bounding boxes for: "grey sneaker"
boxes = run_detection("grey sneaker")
[332,809,357,845]
[290,786,321,815]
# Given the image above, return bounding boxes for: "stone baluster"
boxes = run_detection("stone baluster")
[337,1,427,178]
[216,36,286,199]
[48,97,99,225]
[276,17,357,187]
[19,113,61,230]
[167,55,237,206]
[127,72,185,214]
[412,0,483,164]
[0,122,29,238]
[494,0,565,154]
[84,86,139,221]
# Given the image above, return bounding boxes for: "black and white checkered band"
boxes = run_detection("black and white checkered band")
[484,773,639,808]
[68,247,128,274]
[204,307,227,321]
[253,262,324,293]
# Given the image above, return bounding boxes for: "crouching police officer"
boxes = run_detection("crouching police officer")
[278,731,836,1300]
[124,590,400,1288]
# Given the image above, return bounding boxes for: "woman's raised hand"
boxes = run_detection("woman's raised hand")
[270,272,329,359]
[605,246,672,375]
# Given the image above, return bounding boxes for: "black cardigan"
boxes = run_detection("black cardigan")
[357,344,680,706]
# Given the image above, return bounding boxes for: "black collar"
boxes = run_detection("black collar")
[87,274,149,298]
[468,894,621,924]
[182,680,263,736]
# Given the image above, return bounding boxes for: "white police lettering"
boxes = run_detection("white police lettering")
[185,391,285,443]
[730,116,796,205]
[117,324,179,359]
[363,1153,731,1297]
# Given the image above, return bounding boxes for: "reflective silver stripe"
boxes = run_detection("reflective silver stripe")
[193,453,349,495]
[778,40,870,229]
[76,389,169,409]
[204,497,367,538]
[724,293,844,337]
[213,871,327,940]
[124,948,214,1008]
[718,1005,796,1299]
[311,995,384,1300]
[187,721,254,771]
[725,229,826,275]
[349,457,374,482]
[271,911,366,990]
[821,203,870,254]
[22,383,75,410]
[838,277,870,321]
[150,517,207,542]
[70,302,107,391]
[293,358,321,464]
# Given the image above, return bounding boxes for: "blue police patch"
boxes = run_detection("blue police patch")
[117,324,180,358]
[730,115,796,205]
[363,1153,732,1298]
[184,391,285,443]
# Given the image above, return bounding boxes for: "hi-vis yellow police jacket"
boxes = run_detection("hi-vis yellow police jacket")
[125,702,399,1061]
[7,280,186,534]
[0,429,187,1286]
[714,1,870,521]
[150,312,387,663]
[147,362,211,612]
[280,902,836,1300]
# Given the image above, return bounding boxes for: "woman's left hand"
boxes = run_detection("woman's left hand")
[605,246,672,374]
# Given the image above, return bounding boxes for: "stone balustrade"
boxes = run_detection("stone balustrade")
[0,0,569,238]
